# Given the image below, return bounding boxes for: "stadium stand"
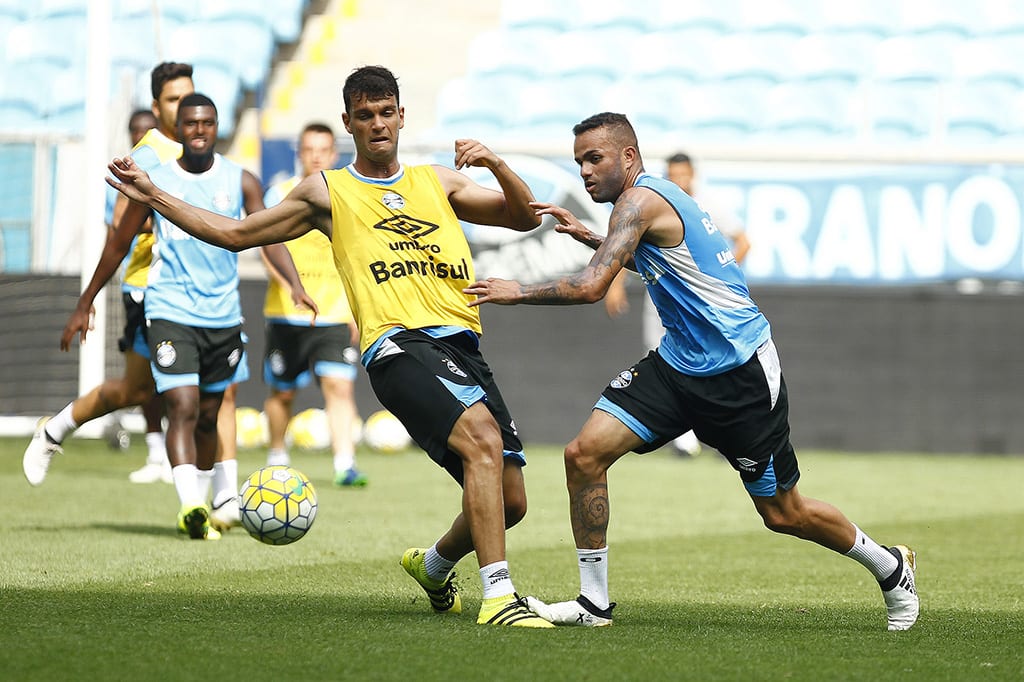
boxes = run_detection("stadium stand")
[0,0,311,139]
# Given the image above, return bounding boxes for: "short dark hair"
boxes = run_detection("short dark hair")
[342,65,399,112]
[128,108,156,129]
[178,92,217,115]
[150,61,193,101]
[302,122,334,138]
[573,112,639,152]
[666,152,692,166]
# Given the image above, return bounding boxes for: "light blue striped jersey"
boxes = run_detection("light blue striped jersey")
[632,173,770,376]
[145,154,243,328]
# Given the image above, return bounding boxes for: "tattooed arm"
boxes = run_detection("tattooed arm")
[464,190,648,306]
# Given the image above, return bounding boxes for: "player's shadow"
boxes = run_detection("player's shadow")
[89,523,185,538]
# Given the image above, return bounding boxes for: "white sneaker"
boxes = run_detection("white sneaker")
[525,595,614,627]
[128,461,173,484]
[209,497,241,532]
[882,545,919,631]
[23,421,62,486]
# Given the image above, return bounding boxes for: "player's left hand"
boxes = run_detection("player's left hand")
[60,304,96,351]
[453,139,499,171]
[464,278,521,306]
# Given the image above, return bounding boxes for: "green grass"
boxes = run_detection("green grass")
[3,438,1022,681]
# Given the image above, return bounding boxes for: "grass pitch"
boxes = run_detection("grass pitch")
[3,437,1022,681]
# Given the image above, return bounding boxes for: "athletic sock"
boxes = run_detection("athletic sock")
[424,542,457,582]
[145,431,167,465]
[211,459,238,509]
[333,447,356,474]
[44,403,78,444]
[578,547,611,611]
[267,448,289,466]
[479,561,515,600]
[844,525,900,581]
[172,464,201,506]
[196,468,214,505]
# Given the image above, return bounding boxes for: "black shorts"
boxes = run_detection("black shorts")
[148,318,245,395]
[118,291,148,355]
[597,339,799,496]
[365,329,525,485]
[263,322,358,390]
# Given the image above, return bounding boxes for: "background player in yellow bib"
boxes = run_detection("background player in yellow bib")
[261,122,366,487]
[108,65,555,627]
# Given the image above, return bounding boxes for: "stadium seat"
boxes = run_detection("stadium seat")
[4,17,85,69]
[517,77,607,142]
[866,79,943,142]
[112,0,198,25]
[870,35,955,83]
[944,80,1016,142]
[499,0,574,33]
[791,33,877,83]
[951,36,1024,88]
[817,0,893,39]
[896,0,978,39]
[736,0,818,36]
[576,0,656,33]
[264,0,306,43]
[200,18,276,90]
[656,0,737,34]
[676,81,760,142]
[35,0,87,19]
[43,68,87,134]
[0,0,28,21]
[547,28,631,88]
[706,33,793,97]
[0,61,52,133]
[431,76,515,141]
[109,16,164,74]
[189,65,243,137]
[629,28,718,85]
[464,28,553,82]
[599,78,684,138]
[762,81,861,141]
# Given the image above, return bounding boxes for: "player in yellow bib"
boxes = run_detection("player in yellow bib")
[108,65,556,627]
[261,122,366,487]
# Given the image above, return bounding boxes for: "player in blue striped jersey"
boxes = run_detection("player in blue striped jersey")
[465,112,919,631]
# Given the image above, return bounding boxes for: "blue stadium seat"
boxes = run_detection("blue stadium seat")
[264,0,306,43]
[4,17,85,69]
[200,18,276,90]
[951,36,1024,88]
[945,80,1016,142]
[0,0,28,21]
[656,0,738,34]
[630,28,718,85]
[871,35,955,83]
[432,76,515,140]
[546,28,631,88]
[109,16,164,74]
[791,33,876,83]
[0,60,52,133]
[576,0,657,33]
[599,78,683,137]
[817,0,893,39]
[867,79,942,142]
[676,81,760,142]
[35,0,87,19]
[736,0,819,37]
[763,81,861,141]
[112,0,198,24]
[499,0,574,33]
[896,0,977,39]
[191,64,242,137]
[517,77,607,142]
[465,28,553,82]
[706,33,793,96]
[43,67,86,134]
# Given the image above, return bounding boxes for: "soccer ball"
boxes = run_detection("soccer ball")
[286,407,331,450]
[239,465,318,545]
[362,409,412,453]
[235,406,269,448]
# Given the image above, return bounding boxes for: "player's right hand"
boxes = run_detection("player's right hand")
[60,305,95,351]
[106,156,157,204]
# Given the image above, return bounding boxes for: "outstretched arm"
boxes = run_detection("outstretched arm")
[464,192,646,306]
[106,156,321,251]
[438,139,541,231]
[61,200,149,350]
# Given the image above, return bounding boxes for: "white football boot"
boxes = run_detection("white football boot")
[882,545,919,631]
[23,420,62,486]
[525,595,615,627]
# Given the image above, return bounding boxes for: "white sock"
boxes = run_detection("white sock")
[197,468,214,504]
[845,525,899,581]
[424,542,457,582]
[145,431,167,465]
[267,448,290,466]
[44,403,78,444]
[333,447,355,474]
[211,459,238,509]
[479,561,515,600]
[171,464,201,506]
[578,547,610,610]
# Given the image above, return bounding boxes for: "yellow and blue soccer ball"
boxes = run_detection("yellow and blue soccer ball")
[235,406,269,448]
[361,409,412,453]
[239,466,318,545]
[286,407,331,450]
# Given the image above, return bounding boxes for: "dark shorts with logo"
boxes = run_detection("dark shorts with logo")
[118,291,148,354]
[598,340,799,495]
[263,322,357,389]
[366,329,525,485]
[147,318,244,393]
